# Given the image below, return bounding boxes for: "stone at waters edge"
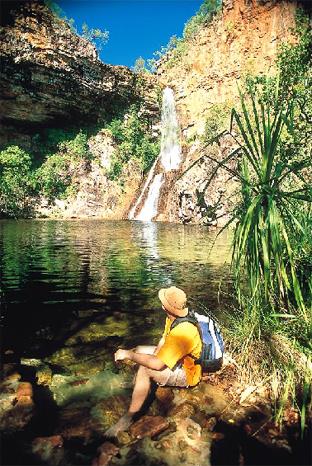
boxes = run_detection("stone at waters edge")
[92,441,119,466]
[129,415,170,440]
[0,375,36,433]
[32,435,64,465]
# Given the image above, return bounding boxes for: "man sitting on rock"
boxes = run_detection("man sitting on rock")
[104,286,202,438]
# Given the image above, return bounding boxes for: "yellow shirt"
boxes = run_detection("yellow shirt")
[156,317,202,387]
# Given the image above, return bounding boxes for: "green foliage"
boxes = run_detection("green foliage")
[214,12,312,429]
[146,0,221,72]
[107,105,159,180]
[183,0,221,39]
[35,153,72,201]
[35,131,92,201]
[58,131,92,159]
[81,22,109,51]
[278,8,311,101]
[0,146,33,217]
[35,128,94,161]
[229,84,311,327]
[203,103,231,142]
[133,57,148,74]
[196,13,311,366]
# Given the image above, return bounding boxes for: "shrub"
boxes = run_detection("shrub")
[203,103,231,142]
[35,153,72,201]
[0,146,33,217]
[81,22,109,51]
[133,57,148,74]
[35,131,92,201]
[107,105,159,180]
[58,131,92,160]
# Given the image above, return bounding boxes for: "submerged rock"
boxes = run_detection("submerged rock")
[92,395,129,433]
[113,417,210,466]
[32,435,64,465]
[58,403,102,443]
[49,370,132,407]
[0,379,35,432]
[92,442,119,466]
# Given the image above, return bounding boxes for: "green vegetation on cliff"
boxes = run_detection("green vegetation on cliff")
[107,104,160,180]
[145,0,222,72]
[46,0,109,52]
[0,103,159,217]
[0,146,34,217]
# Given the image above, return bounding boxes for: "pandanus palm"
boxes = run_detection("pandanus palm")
[230,87,311,324]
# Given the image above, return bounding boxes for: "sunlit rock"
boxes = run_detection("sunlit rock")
[129,415,170,440]
[0,379,35,432]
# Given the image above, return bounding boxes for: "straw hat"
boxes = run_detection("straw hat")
[158,286,188,317]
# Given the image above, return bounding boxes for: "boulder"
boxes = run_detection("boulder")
[129,415,170,440]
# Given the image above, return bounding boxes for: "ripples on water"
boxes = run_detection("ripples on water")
[0,219,232,359]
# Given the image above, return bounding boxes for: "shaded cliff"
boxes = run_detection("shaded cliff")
[0,1,160,147]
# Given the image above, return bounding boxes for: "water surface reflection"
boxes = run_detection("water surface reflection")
[1,219,232,363]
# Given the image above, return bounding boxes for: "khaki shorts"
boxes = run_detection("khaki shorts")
[135,345,188,388]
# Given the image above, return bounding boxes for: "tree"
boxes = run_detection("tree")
[133,57,146,74]
[81,22,109,51]
[0,146,33,217]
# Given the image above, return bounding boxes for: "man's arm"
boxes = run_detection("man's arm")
[115,349,166,371]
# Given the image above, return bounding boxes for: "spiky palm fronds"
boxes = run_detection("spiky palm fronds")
[230,86,311,323]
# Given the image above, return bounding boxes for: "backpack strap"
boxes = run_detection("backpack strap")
[169,311,203,363]
[170,310,198,332]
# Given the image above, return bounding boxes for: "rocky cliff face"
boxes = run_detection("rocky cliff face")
[157,0,297,139]
[0,0,305,223]
[0,1,160,147]
[155,0,300,225]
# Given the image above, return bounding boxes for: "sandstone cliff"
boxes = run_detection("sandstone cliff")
[155,0,300,225]
[0,0,306,223]
[0,0,160,147]
[0,0,162,220]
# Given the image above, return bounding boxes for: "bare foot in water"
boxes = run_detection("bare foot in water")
[104,413,133,438]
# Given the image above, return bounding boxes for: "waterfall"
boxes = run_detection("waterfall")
[129,87,181,222]
[160,87,182,171]
[136,174,164,221]
[128,156,159,220]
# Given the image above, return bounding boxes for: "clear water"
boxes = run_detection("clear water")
[0,219,232,361]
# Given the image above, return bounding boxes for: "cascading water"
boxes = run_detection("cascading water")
[129,87,181,222]
[159,87,182,172]
[136,174,164,221]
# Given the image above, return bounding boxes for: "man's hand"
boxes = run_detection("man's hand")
[114,349,132,362]
[114,348,166,371]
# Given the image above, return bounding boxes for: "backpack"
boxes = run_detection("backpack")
[170,309,224,372]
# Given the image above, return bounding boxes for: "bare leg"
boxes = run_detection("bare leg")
[104,364,170,438]
[104,365,152,437]
[129,365,152,414]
